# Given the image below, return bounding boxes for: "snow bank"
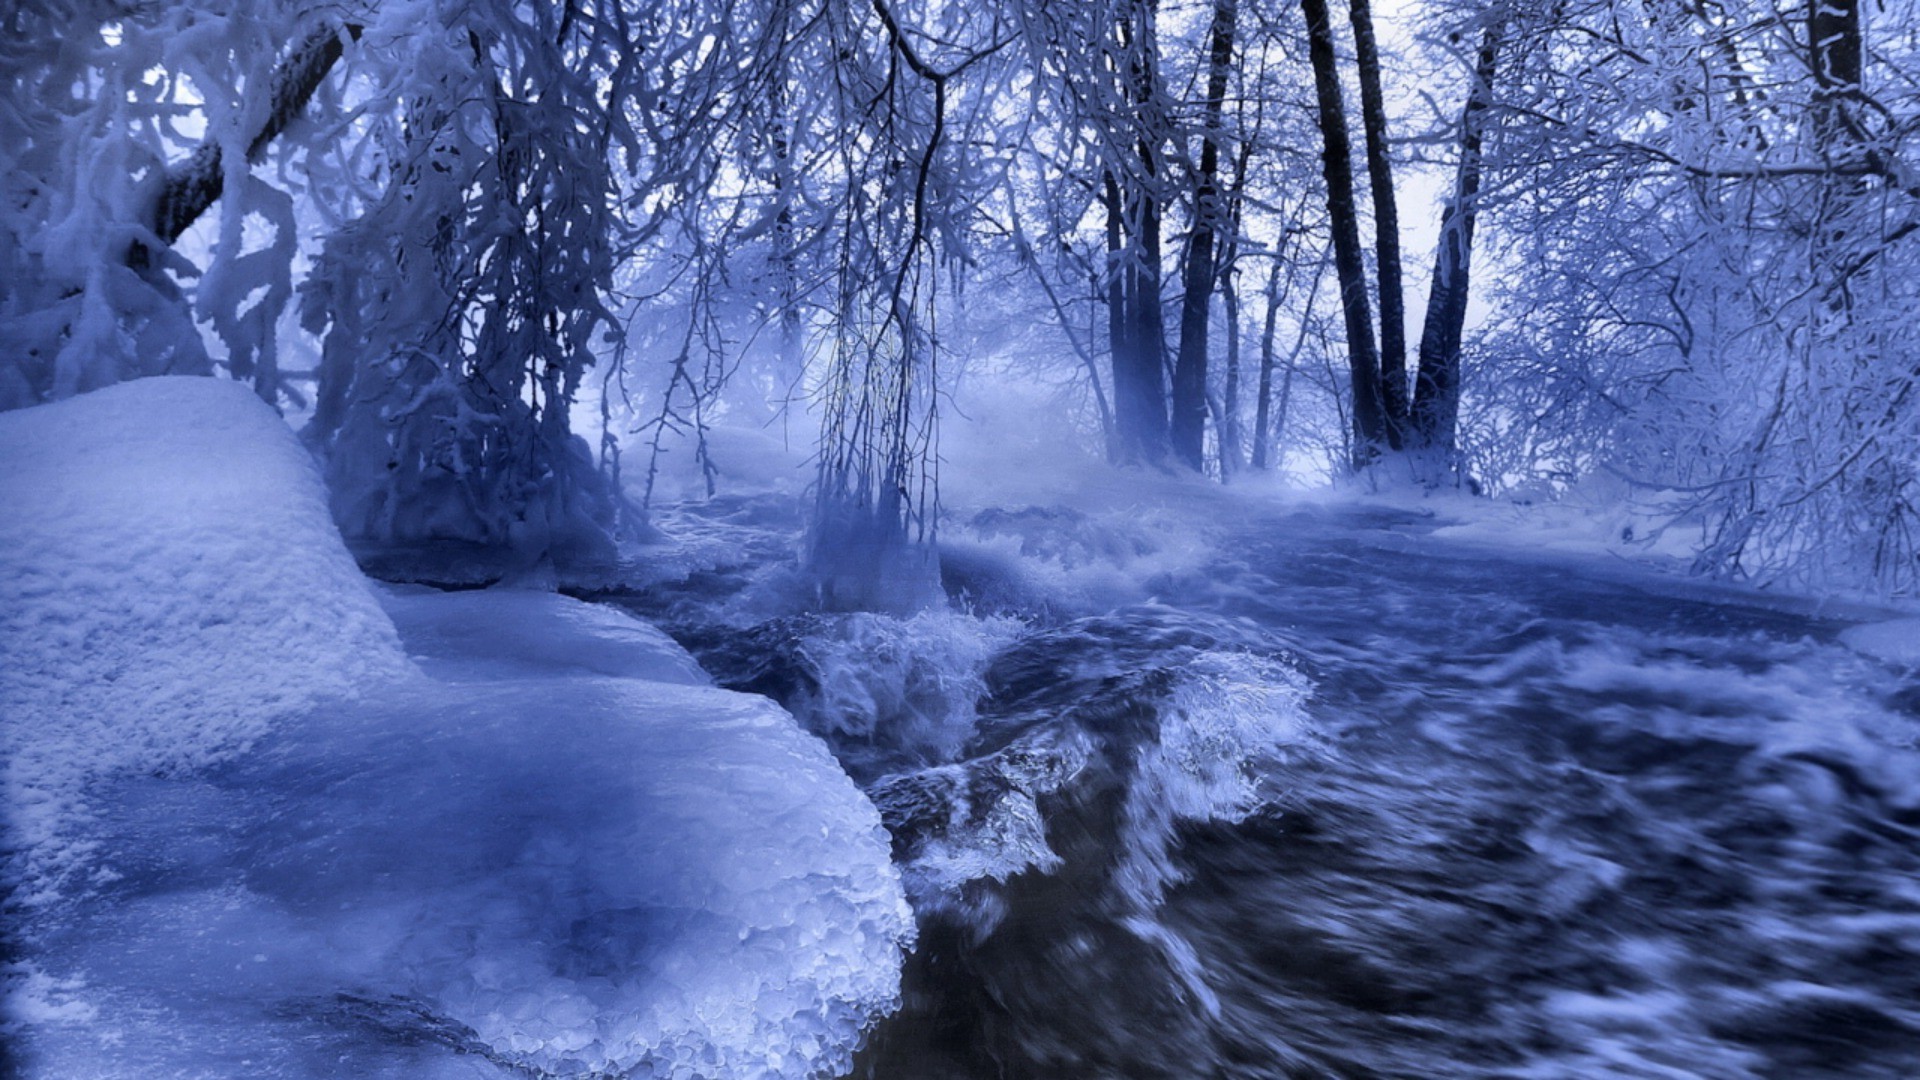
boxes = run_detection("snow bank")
[0,377,408,905]
[2,377,912,1078]
[19,668,912,1079]
[1840,618,1920,667]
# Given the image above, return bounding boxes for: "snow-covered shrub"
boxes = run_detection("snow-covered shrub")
[298,0,630,574]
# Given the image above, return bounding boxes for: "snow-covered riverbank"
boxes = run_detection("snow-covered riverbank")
[1,379,912,1078]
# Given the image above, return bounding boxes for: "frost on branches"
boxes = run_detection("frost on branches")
[297,1,629,578]
[1,0,630,577]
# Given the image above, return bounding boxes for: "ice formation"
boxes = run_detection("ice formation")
[1,378,912,1078]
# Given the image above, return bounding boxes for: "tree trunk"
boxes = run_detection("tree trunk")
[1104,173,1131,464]
[1107,168,1169,465]
[1301,0,1389,467]
[1808,0,1865,317]
[771,115,802,387]
[146,22,361,252]
[1171,0,1238,471]
[1251,259,1282,471]
[133,21,359,409]
[1105,0,1172,466]
[1219,268,1244,477]
[1410,19,1500,476]
[1348,0,1407,443]
[1809,0,1862,144]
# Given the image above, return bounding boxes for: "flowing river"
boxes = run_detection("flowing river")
[607,493,1920,1080]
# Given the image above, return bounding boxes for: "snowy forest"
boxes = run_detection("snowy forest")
[6,0,1920,1075]
[7,0,1920,591]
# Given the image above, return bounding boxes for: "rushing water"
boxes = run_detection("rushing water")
[607,494,1920,1080]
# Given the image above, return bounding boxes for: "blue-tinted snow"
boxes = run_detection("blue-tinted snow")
[378,584,711,686]
[1,378,912,1078]
[1841,618,1920,668]
[0,378,411,909]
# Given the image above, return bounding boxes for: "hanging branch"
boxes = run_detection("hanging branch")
[134,21,362,266]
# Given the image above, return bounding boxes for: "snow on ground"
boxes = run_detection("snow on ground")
[1,378,913,1078]
[1840,619,1920,668]
[0,378,411,907]
[377,584,711,685]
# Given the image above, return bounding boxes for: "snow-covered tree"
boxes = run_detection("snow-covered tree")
[1472,0,1920,591]
[298,0,637,575]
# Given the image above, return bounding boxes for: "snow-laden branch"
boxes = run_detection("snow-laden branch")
[139,21,362,259]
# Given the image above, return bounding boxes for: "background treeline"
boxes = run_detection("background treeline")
[3,0,1917,594]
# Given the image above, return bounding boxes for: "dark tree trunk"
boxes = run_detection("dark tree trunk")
[1251,259,1283,471]
[146,22,361,252]
[1219,266,1244,478]
[771,113,802,384]
[1809,0,1863,143]
[1107,171,1129,395]
[1216,135,1253,480]
[1107,168,1169,466]
[1410,19,1500,475]
[1301,0,1388,467]
[1105,0,1172,466]
[132,21,359,409]
[1348,0,1407,444]
[1170,0,1238,471]
[1806,0,1870,330]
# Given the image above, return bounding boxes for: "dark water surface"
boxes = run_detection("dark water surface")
[609,498,1920,1079]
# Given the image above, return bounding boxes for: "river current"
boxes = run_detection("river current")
[606,492,1920,1079]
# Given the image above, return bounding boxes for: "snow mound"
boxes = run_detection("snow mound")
[0,377,408,905]
[3,377,913,1078]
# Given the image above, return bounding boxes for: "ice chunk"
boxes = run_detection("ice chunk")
[1840,618,1920,667]
[378,586,710,686]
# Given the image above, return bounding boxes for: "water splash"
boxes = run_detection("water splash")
[870,721,1094,907]
[1115,650,1313,911]
[789,611,1023,770]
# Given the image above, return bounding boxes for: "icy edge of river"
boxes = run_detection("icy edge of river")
[1,379,913,1080]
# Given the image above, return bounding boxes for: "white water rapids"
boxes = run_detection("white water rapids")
[616,493,1920,1080]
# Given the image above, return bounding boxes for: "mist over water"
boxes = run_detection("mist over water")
[610,486,1920,1079]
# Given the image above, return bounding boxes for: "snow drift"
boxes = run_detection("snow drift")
[0,377,410,907]
[0,377,912,1078]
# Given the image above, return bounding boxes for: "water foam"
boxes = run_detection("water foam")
[788,610,1023,772]
[940,501,1221,617]
[1116,651,1315,910]
[871,721,1096,903]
